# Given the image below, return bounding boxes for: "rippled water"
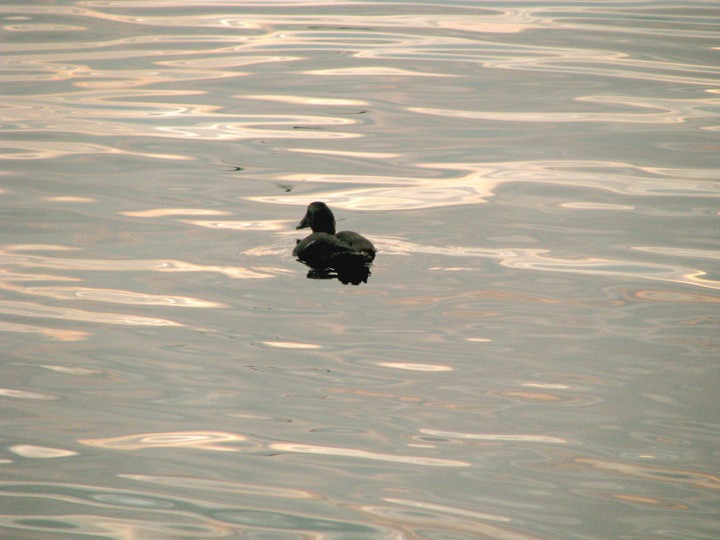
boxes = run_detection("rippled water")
[2,1,719,538]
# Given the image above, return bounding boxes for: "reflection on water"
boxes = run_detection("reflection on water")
[1,0,719,538]
[303,263,372,285]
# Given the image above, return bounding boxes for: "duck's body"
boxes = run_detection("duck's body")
[293,202,376,268]
[293,232,358,269]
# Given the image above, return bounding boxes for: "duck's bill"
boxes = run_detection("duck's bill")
[296,215,310,229]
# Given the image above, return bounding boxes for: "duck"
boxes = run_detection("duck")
[293,202,376,269]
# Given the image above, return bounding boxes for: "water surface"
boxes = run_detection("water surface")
[1,1,719,538]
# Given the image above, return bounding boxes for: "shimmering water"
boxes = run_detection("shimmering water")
[1,1,719,538]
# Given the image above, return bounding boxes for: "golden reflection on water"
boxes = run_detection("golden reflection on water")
[243,94,367,106]
[605,493,688,510]
[285,147,401,159]
[420,430,569,445]
[0,388,58,400]
[181,219,290,231]
[377,362,453,372]
[8,445,78,458]
[259,340,321,349]
[119,208,232,218]
[384,498,511,523]
[80,431,253,452]
[270,443,469,468]
[0,320,90,341]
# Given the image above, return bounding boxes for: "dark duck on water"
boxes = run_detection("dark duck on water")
[293,202,376,284]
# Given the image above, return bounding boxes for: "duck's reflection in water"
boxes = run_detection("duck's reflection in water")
[304,256,372,285]
[293,202,375,285]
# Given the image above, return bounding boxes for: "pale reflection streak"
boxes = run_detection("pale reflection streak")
[0,388,58,400]
[15,286,223,308]
[119,206,286,232]
[420,429,569,445]
[120,208,232,218]
[40,365,103,376]
[270,443,468,468]
[260,340,321,349]
[180,219,290,231]
[308,66,454,77]
[285,147,401,159]
[8,445,78,458]
[559,202,634,210]
[242,94,367,106]
[4,23,86,32]
[0,321,90,341]
[153,117,359,141]
[384,498,510,523]
[0,140,188,161]
[80,431,254,452]
[378,362,453,372]
[44,196,97,203]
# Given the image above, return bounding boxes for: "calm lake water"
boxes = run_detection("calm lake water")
[1,1,719,538]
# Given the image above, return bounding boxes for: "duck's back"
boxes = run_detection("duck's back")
[336,231,376,261]
[293,232,354,268]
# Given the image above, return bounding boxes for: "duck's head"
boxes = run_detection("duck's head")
[296,201,336,234]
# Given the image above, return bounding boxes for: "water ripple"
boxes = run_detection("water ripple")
[251,160,720,213]
[79,429,469,468]
[1,245,279,279]
[411,93,720,125]
[0,299,182,327]
[378,238,720,291]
